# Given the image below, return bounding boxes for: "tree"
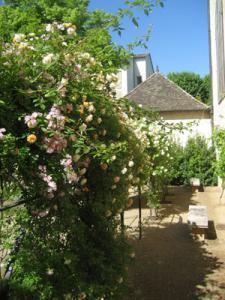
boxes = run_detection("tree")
[167,72,211,105]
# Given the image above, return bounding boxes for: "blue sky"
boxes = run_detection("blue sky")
[0,0,209,76]
[89,0,209,77]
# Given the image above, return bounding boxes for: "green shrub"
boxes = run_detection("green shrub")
[170,136,217,186]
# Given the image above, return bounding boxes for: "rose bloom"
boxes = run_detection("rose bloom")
[113,176,120,183]
[27,134,37,144]
[67,27,76,35]
[42,53,54,64]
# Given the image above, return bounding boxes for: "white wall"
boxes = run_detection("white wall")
[115,54,154,98]
[160,111,212,147]
[209,0,225,186]
[209,0,225,128]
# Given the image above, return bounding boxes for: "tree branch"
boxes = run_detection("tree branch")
[0,198,27,212]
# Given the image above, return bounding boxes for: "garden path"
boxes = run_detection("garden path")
[124,186,225,300]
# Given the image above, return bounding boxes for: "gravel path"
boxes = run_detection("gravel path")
[124,186,225,300]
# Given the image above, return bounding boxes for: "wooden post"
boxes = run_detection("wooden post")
[120,211,124,235]
[138,185,142,240]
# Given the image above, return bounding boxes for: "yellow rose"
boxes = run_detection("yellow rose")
[83,101,90,108]
[79,105,84,114]
[27,134,37,144]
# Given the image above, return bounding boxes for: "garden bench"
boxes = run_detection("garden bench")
[187,205,208,240]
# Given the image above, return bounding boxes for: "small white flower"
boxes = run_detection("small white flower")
[46,268,54,275]
[67,27,76,35]
[85,114,93,123]
[128,161,134,167]
[57,23,65,30]
[46,24,54,32]
[97,117,102,124]
[106,74,113,82]
[121,167,127,175]
[111,155,116,161]
[80,123,87,132]
[13,33,25,43]
[102,129,107,136]
[111,185,117,190]
[42,53,54,64]
[81,52,91,59]
[88,104,95,112]
[128,174,133,181]
[27,120,37,128]
[60,77,68,86]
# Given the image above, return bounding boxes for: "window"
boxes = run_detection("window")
[137,75,142,85]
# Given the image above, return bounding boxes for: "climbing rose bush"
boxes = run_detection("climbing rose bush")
[0,23,150,299]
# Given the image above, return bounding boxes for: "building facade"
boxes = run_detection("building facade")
[126,72,212,146]
[209,0,225,128]
[115,54,154,98]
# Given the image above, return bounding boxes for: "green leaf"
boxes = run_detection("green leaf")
[132,17,139,28]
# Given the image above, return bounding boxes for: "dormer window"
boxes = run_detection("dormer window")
[137,75,142,85]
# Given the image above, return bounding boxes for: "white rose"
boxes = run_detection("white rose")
[46,24,54,32]
[80,123,87,132]
[88,105,95,112]
[42,53,54,64]
[128,161,134,167]
[121,168,127,175]
[85,114,93,123]
[13,33,25,43]
[67,27,76,35]
[97,117,102,124]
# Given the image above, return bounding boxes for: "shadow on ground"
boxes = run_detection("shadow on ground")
[124,186,224,300]
[129,186,197,217]
[125,223,222,300]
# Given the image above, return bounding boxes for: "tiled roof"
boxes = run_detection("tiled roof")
[126,72,210,112]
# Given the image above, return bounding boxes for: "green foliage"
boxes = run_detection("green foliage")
[0,1,170,298]
[0,0,164,51]
[169,143,186,186]
[213,128,225,179]
[170,136,217,186]
[167,72,211,105]
[0,24,150,299]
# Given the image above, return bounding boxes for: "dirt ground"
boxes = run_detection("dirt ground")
[124,186,225,300]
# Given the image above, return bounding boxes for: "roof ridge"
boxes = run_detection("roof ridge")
[161,73,210,110]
